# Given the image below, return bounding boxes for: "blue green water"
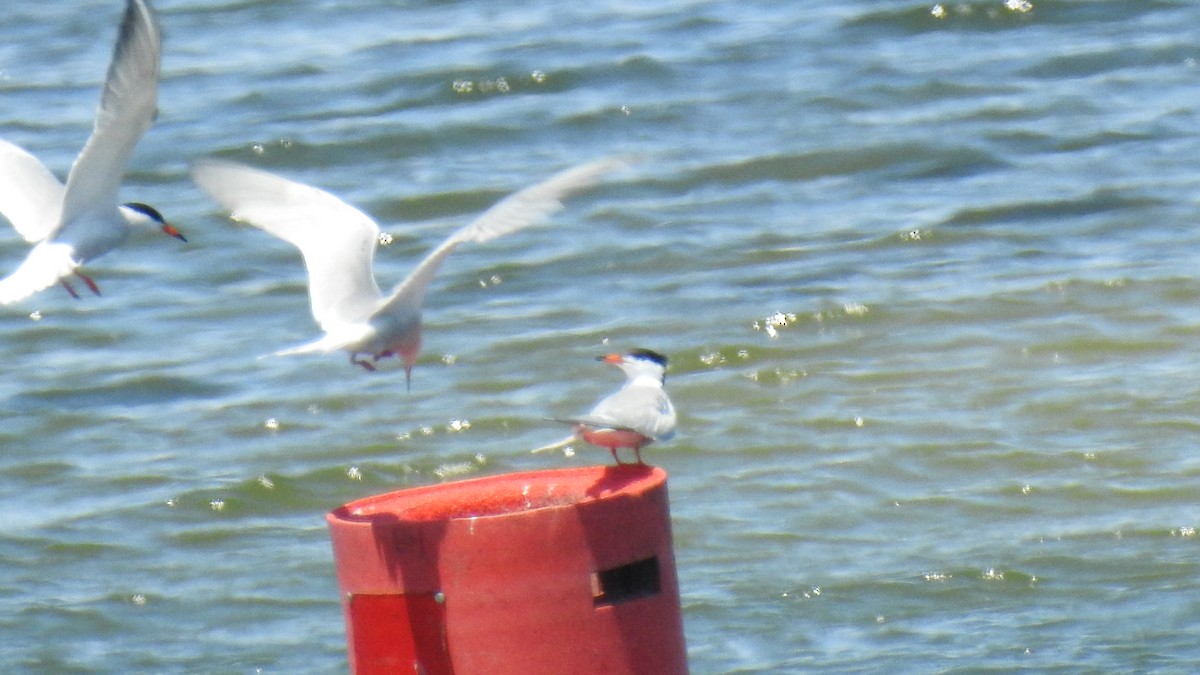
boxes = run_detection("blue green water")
[4,0,1200,671]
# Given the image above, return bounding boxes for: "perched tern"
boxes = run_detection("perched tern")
[553,349,677,465]
[191,157,624,386]
[0,0,184,305]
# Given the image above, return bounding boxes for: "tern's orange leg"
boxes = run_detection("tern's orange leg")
[76,271,101,296]
[60,279,80,299]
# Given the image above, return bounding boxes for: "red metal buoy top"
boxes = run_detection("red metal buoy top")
[335,464,663,523]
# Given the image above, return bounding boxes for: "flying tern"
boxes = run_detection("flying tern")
[191,157,624,386]
[0,0,185,305]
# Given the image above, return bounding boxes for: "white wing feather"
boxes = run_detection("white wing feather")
[59,0,161,231]
[0,140,65,242]
[377,157,627,316]
[191,159,385,328]
[0,242,78,304]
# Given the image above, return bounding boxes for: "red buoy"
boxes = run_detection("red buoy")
[326,465,689,674]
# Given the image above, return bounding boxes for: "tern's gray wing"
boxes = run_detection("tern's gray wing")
[192,160,386,329]
[0,140,65,242]
[58,0,161,234]
[374,157,626,318]
[575,384,677,441]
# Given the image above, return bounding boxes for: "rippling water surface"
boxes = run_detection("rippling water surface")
[4,0,1200,672]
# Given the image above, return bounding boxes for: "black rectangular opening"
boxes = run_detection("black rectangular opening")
[592,556,661,606]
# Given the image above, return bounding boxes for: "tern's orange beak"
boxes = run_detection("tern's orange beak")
[161,222,187,242]
[600,353,623,364]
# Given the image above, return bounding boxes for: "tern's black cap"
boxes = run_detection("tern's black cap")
[627,348,668,367]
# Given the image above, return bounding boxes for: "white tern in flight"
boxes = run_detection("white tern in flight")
[0,0,185,305]
[191,157,625,387]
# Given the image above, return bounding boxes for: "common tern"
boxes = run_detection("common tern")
[191,157,624,386]
[0,0,184,305]
[552,349,677,465]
